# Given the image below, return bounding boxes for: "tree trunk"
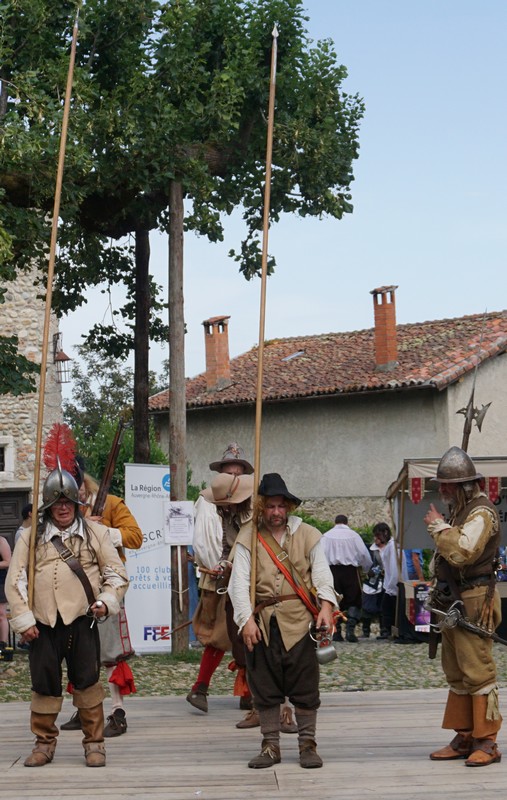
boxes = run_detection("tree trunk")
[133,228,150,463]
[168,179,188,653]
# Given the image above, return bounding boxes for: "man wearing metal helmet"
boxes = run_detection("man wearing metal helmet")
[424,446,502,767]
[229,473,336,770]
[5,466,129,768]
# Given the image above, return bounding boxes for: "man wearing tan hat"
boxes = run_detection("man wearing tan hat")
[187,444,256,723]
[424,446,502,767]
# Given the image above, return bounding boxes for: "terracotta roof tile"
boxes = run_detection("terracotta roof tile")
[149,310,507,412]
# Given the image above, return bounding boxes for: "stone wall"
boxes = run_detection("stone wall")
[300,496,392,530]
[0,268,63,492]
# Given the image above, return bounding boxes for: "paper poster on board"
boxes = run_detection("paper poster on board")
[164,501,194,545]
[124,463,172,653]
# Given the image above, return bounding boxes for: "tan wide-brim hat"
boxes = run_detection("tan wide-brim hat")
[201,473,254,506]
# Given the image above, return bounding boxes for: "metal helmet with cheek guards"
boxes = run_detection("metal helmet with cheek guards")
[434,446,483,484]
[40,459,83,511]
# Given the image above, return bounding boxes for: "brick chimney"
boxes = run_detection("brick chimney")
[370,285,398,371]
[202,315,232,390]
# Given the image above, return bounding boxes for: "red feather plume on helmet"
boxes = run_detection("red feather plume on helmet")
[43,423,77,474]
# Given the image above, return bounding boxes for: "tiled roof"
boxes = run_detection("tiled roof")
[149,311,507,412]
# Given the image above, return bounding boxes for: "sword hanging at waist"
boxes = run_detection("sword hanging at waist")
[427,600,507,647]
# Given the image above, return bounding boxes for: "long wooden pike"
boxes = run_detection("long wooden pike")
[28,4,82,608]
[251,24,279,607]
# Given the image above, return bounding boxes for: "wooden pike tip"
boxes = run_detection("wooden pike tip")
[272,23,279,37]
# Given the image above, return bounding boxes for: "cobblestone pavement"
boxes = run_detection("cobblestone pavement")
[3,635,507,702]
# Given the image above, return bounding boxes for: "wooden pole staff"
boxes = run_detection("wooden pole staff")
[250,24,279,607]
[28,5,81,608]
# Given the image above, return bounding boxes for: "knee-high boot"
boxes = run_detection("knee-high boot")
[79,704,106,767]
[442,690,473,731]
[430,692,473,760]
[465,691,502,766]
[295,707,323,769]
[24,712,59,767]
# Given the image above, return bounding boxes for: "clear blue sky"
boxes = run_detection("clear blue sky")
[61,1,507,386]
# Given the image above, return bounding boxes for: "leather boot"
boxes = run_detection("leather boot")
[280,703,298,734]
[79,704,106,767]
[248,739,281,769]
[236,709,260,729]
[429,732,473,760]
[430,692,473,760]
[465,692,502,766]
[186,682,208,713]
[24,712,58,767]
[60,710,82,731]
[346,607,360,643]
[248,707,280,768]
[442,691,473,732]
[295,707,323,768]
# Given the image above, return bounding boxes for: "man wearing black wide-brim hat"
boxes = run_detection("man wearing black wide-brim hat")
[229,473,337,769]
[424,446,502,767]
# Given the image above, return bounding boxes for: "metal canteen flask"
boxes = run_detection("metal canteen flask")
[309,622,337,665]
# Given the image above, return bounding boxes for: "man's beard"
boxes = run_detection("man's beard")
[440,492,454,507]
[267,514,287,529]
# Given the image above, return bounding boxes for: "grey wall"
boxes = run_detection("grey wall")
[154,387,451,500]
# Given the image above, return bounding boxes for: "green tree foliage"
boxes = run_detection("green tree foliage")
[1,0,363,476]
[73,417,166,497]
[62,344,135,439]
[62,343,167,494]
[0,333,39,394]
[1,0,363,331]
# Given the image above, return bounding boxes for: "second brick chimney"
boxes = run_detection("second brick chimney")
[202,315,232,390]
[370,285,398,371]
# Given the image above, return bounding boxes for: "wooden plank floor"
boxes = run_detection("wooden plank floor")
[1,689,505,799]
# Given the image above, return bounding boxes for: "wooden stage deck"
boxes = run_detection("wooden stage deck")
[1,689,504,800]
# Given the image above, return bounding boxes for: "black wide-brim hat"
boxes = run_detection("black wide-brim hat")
[258,473,301,506]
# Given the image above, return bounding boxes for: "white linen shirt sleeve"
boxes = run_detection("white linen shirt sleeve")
[228,542,253,632]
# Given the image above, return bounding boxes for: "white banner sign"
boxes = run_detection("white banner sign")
[124,464,172,653]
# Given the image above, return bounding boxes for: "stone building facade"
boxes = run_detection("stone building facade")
[0,268,63,549]
[150,290,507,532]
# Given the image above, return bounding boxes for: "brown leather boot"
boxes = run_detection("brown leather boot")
[248,740,281,769]
[466,739,502,767]
[236,709,260,729]
[24,712,58,767]
[299,740,323,769]
[280,704,298,734]
[295,707,323,768]
[429,732,473,760]
[79,704,106,767]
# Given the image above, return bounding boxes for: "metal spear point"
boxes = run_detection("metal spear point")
[457,396,492,452]
[457,311,492,453]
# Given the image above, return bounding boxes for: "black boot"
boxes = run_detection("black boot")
[60,710,82,731]
[346,607,360,642]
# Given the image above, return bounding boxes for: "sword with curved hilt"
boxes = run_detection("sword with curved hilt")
[428,600,507,646]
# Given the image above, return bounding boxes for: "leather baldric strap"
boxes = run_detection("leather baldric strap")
[50,535,96,607]
[257,531,320,617]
